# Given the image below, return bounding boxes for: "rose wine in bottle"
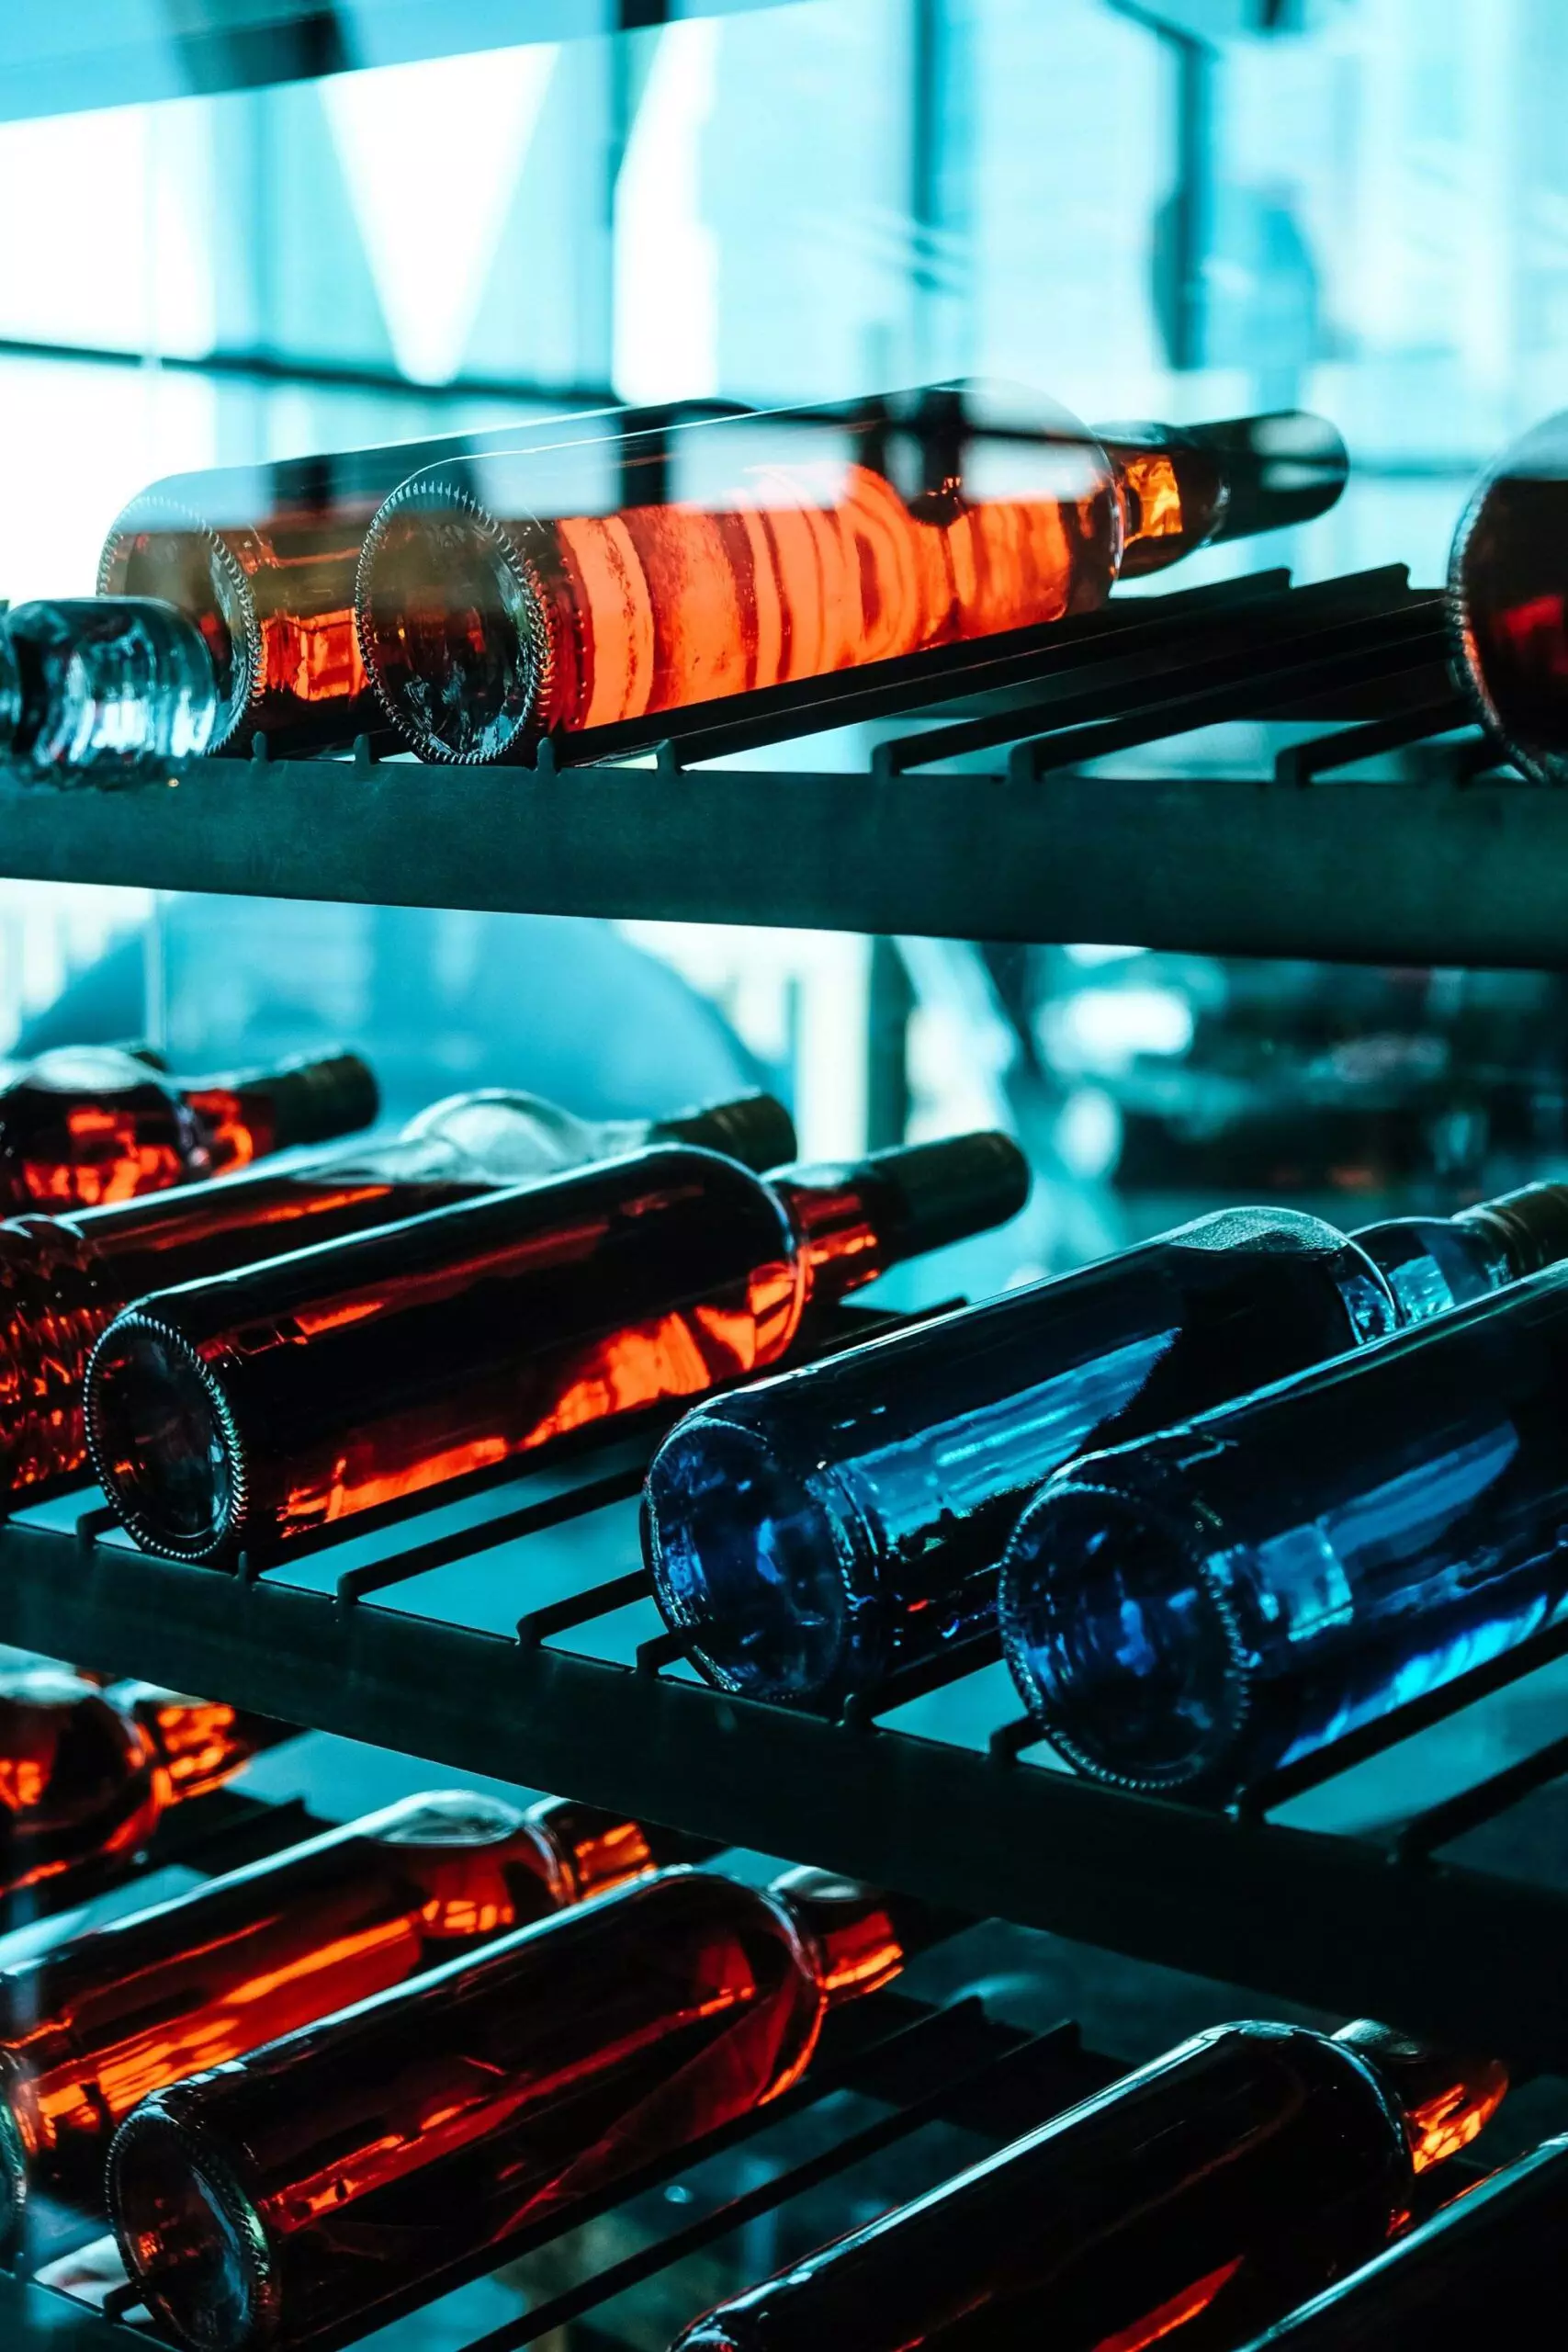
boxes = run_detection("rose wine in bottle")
[96,402,750,755]
[1002,1254,1568,1802]
[0,1084,792,1502]
[644,1183,1568,1712]
[0,1667,274,1903]
[85,1132,1026,1562]
[0,1788,676,2234]
[107,1865,911,2352]
[0,598,217,781]
[0,1044,378,1210]
[1450,408,1568,784]
[355,392,1347,764]
[669,2020,1506,2352]
[1235,2133,1568,2349]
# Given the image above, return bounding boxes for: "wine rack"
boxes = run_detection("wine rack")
[3,559,1565,2344]
[0,565,1555,967]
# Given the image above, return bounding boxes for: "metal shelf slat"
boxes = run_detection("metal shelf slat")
[4,1513,1568,2075]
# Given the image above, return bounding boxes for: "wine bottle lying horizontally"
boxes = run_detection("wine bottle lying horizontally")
[1237,2132,1568,2348]
[643,1182,1568,1712]
[0,1042,378,1210]
[0,1666,277,1904]
[98,399,743,754]
[1002,1255,1568,1801]
[671,2018,1505,2352]
[86,1131,1026,1563]
[107,1865,919,2351]
[0,1082,790,1501]
[0,597,218,780]
[1450,407,1568,785]
[0,1788,680,2236]
[355,386,1347,763]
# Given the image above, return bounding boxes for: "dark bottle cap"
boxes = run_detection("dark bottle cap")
[858,1130,1031,1263]
[1458,1181,1568,1281]
[1184,411,1348,542]
[247,1050,379,1148]
[652,1092,799,1173]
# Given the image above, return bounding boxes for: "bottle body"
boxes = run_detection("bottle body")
[95,403,742,754]
[356,390,1346,764]
[1003,1260,1568,1800]
[1450,408,1568,785]
[107,1869,849,2352]
[85,1135,1022,1562]
[1237,2134,1568,2348]
[0,1046,377,1211]
[0,1790,660,2230]
[672,2023,1469,2352]
[0,1085,789,1500]
[647,1206,1396,1710]
[1,599,216,782]
[0,1669,263,1903]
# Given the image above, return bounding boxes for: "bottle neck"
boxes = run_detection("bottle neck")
[109,1684,273,1804]
[183,1052,378,1172]
[1333,2019,1508,2174]
[1354,1182,1568,1327]
[525,1798,659,1901]
[769,1868,909,2007]
[773,1132,1030,1312]
[1100,410,1348,580]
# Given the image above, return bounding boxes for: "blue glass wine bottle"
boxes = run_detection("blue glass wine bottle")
[646,1183,1568,1713]
[1001,1256,1568,1802]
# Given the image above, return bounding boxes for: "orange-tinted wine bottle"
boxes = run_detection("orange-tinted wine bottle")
[96,401,745,755]
[0,1045,378,1208]
[0,1667,274,1902]
[0,1084,791,1502]
[671,2020,1507,2352]
[85,1131,1026,1563]
[107,1865,910,2352]
[0,1788,675,2236]
[355,392,1347,763]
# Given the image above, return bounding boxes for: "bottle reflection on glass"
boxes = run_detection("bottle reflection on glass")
[355,390,1347,764]
[107,1866,911,2352]
[1235,2133,1568,2350]
[0,1082,792,1505]
[0,1044,378,1210]
[0,1668,274,1904]
[0,599,217,783]
[1002,1257,1568,1803]
[1450,408,1568,784]
[85,1133,1026,1565]
[0,1789,670,2237]
[645,1183,1568,1714]
[671,2020,1505,2352]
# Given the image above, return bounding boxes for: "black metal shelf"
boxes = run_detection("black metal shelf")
[3,566,1551,966]
[6,1388,1568,2084]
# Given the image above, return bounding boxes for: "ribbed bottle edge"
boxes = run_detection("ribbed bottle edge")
[85,1311,250,1566]
[96,492,261,755]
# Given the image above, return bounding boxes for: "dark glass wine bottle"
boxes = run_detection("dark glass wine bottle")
[0,1667,273,1902]
[670,2020,1506,2352]
[1450,408,1568,784]
[107,1865,911,2352]
[0,1083,791,1502]
[0,1044,378,1210]
[0,1788,673,2235]
[1002,1255,1568,1801]
[0,598,218,780]
[645,1184,1568,1712]
[1235,2133,1568,2348]
[355,392,1346,763]
[85,1132,1024,1563]
[96,401,751,755]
